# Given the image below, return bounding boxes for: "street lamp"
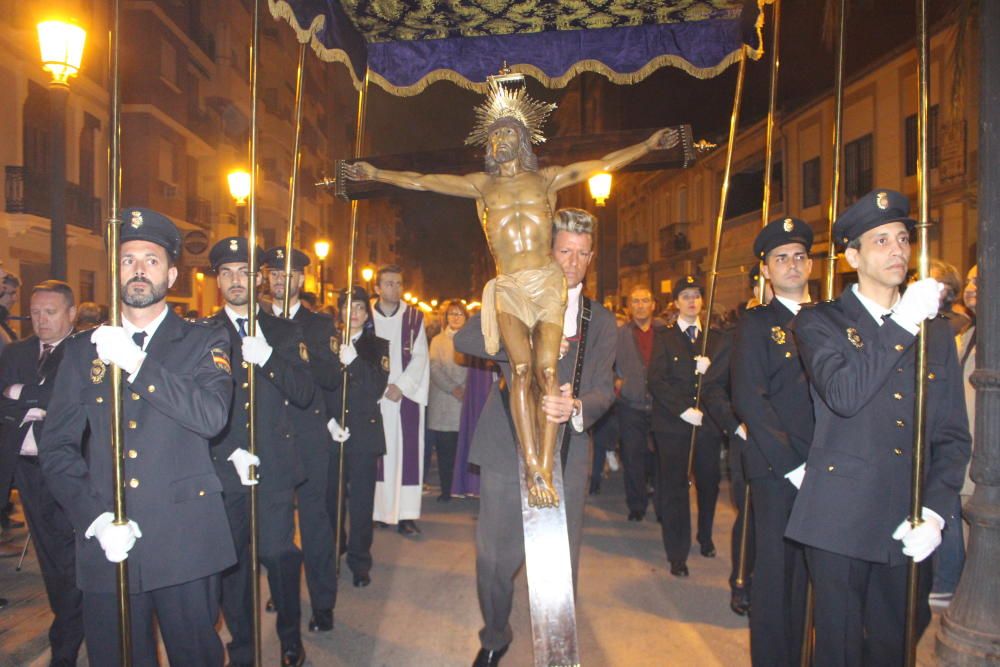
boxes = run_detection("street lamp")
[228,169,251,235]
[588,172,612,206]
[361,265,375,294]
[314,239,331,304]
[37,19,86,281]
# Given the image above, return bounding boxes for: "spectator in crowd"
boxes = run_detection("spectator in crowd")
[427,300,469,502]
[928,259,972,336]
[75,302,108,330]
[452,353,496,499]
[0,273,21,348]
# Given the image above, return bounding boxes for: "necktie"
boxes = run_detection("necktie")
[685,324,698,343]
[132,331,147,350]
[38,343,53,370]
[236,318,248,338]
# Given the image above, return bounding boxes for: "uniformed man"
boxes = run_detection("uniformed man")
[647,276,734,577]
[40,207,236,666]
[731,216,816,665]
[262,246,338,632]
[325,286,390,588]
[785,190,971,666]
[208,238,315,667]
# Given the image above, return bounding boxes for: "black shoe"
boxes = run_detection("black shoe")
[588,485,601,496]
[700,543,717,558]
[0,597,7,610]
[353,572,371,587]
[374,520,390,529]
[265,597,275,613]
[627,510,645,522]
[308,608,333,632]
[437,494,452,503]
[280,644,305,667]
[669,561,689,577]
[397,520,421,536]
[472,644,509,667]
[730,588,751,616]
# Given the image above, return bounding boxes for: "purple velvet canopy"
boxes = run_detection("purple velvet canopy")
[267,0,770,95]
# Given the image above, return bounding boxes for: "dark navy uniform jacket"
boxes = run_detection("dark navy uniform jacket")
[731,299,815,480]
[40,311,237,593]
[785,287,971,565]
[209,309,314,495]
[326,328,390,457]
[288,306,339,442]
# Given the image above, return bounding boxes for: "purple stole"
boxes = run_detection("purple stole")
[377,306,424,485]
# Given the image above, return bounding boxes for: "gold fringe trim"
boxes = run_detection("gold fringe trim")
[269,0,774,96]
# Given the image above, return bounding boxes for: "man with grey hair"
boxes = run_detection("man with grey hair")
[455,208,616,666]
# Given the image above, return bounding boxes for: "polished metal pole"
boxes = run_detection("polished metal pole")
[904,0,932,664]
[281,44,307,317]
[335,70,370,575]
[105,0,132,662]
[687,48,747,480]
[823,0,847,301]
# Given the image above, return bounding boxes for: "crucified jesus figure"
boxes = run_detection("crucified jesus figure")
[346,89,678,508]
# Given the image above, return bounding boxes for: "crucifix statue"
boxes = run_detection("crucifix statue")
[346,80,679,508]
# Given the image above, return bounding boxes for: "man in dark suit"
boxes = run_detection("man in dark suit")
[647,276,735,577]
[614,285,665,521]
[0,280,82,665]
[263,247,338,632]
[786,190,971,666]
[731,217,816,665]
[207,238,315,667]
[40,207,237,666]
[325,286,389,589]
[455,208,616,667]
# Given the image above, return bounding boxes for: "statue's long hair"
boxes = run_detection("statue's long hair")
[483,119,539,175]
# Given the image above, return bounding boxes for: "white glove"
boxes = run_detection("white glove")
[735,424,747,440]
[241,331,273,367]
[680,407,703,426]
[784,463,806,489]
[91,325,146,375]
[327,418,351,443]
[694,355,711,375]
[891,278,945,333]
[892,507,945,563]
[86,511,142,563]
[228,448,260,486]
[339,342,358,366]
[3,383,23,400]
[20,408,46,425]
[605,450,620,472]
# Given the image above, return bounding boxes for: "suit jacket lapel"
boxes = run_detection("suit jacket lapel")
[144,310,183,360]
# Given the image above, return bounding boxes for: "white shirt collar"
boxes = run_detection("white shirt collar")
[38,332,72,352]
[563,283,584,338]
[271,300,301,318]
[851,284,899,326]
[224,305,258,331]
[122,306,169,350]
[775,295,809,315]
[676,316,701,332]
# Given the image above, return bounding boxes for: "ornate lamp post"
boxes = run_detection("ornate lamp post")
[361,265,375,294]
[314,239,330,304]
[227,169,251,236]
[37,19,86,281]
[587,172,612,206]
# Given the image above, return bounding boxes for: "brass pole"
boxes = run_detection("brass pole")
[247,0,263,664]
[800,582,815,667]
[687,48,747,480]
[281,44,307,317]
[823,0,847,301]
[106,0,132,663]
[335,70,370,575]
[905,0,932,663]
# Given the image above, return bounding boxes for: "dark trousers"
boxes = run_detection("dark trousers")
[83,575,222,667]
[475,442,590,651]
[220,489,302,662]
[618,405,653,514]
[728,451,754,593]
[15,456,84,665]
[427,430,459,498]
[653,428,722,564]
[296,438,336,613]
[805,546,931,667]
[748,476,807,667]
[326,444,378,576]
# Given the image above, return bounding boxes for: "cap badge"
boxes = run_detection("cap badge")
[771,326,786,345]
[685,276,694,284]
[276,249,284,259]
[129,211,143,229]
[229,239,239,252]
[846,327,864,349]
[876,192,889,210]
[783,218,794,232]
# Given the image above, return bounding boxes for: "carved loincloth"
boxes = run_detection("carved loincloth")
[481,260,567,355]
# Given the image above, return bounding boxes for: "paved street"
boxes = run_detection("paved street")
[2,467,942,666]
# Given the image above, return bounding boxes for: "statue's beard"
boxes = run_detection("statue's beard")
[122,276,168,308]
[491,144,515,163]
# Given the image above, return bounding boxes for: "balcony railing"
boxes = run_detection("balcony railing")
[5,166,102,234]
[659,223,692,258]
[186,196,212,229]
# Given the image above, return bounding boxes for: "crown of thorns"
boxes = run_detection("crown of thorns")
[465,80,556,147]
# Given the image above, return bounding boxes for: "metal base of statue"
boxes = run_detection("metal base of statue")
[517,444,579,667]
